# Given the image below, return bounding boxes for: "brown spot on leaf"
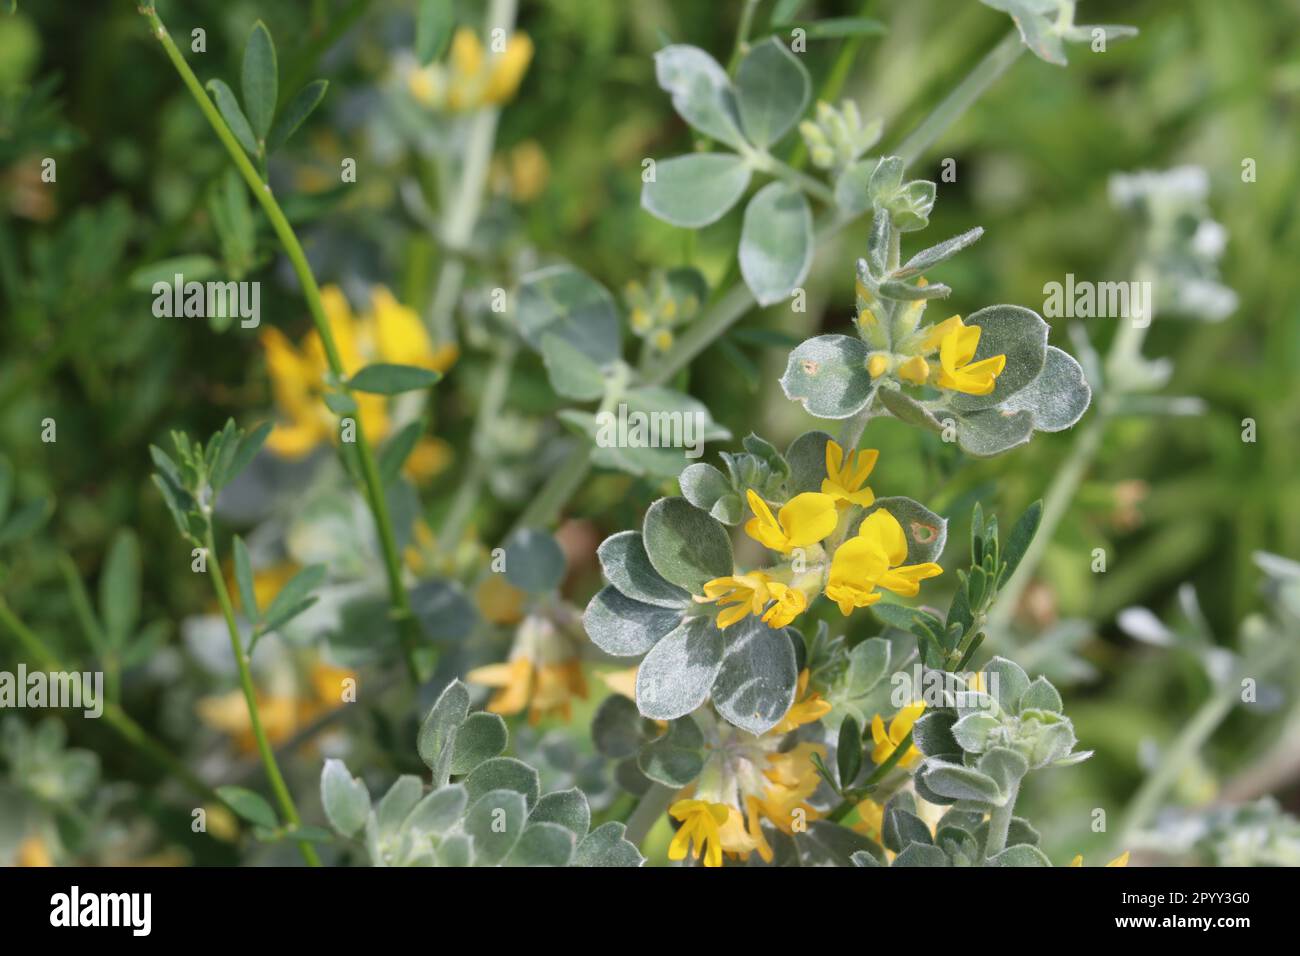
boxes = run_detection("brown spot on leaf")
[910,521,938,544]
[801,360,820,375]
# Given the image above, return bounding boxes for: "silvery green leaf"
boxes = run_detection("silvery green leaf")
[797,821,880,866]
[506,822,576,866]
[833,157,875,216]
[583,585,683,657]
[418,679,470,784]
[1018,675,1063,714]
[206,79,258,156]
[937,808,985,835]
[740,182,813,306]
[435,832,472,867]
[540,333,606,401]
[401,784,467,838]
[977,747,1029,795]
[653,45,745,149]
[862,496,947,565]
[955,690,1000,720]
[784,430,832,495]
[987,844,1053,866]
[876,387,944,432]
[935,826,981,865]
[780,334,874,419]
[410,579,478,642]
[637,715,706,787]
[241,20,278,141]
[950,406,1036,457]
[1020,711,1078,768]
[982,657,1031,713]
[517,264,621,365]
[1052,748,1093,767]
[893,228,985,280]
[642,153,752,228]
[876,278,951,301]
[377,775,423,835]
[592,694,650,759]
[503,527,566,594]
[1002,346,1091,432]
[734,38,810,148]
[917,759,1005,806]
[851,849,883,867]
[574,822,645,867]
[528,789,591,839]
[641,497,733,594]
[892,843,950,867]
[596,531,691,609]
[449,712,508,776]
[679,463,744,525]
[868,155,904,202]
[890,180,936,232]
[616,757,652,796]
[319,763,369,837]
[912,710,962,759]
[711,617,799,735]
[981,0,1068,65]
[636,617,725,721]
[464,757,541,809]
[883,804,933,853]
[841,636,891,700]
[950,713,1000,754]
[950,305,1048,411]
[587,386,730,478]
[463,789,528,865]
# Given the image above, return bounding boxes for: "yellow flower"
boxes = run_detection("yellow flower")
[744,489,838,554]
[824,509,943,616]
[466,611,588,724]
[16,835,53,867]
[415,28,534,112]
[598,666,639,699]
[867,353,889,378]
[403,435,453,484]
[492,139,550,201]
[261,285,449,459]
[896,355,930,385]
[771,669,832,734]
[1070,850,1130,867]
[198,659,356,752]
[668,799,729,868]
[870,701,925,768]
[850,798,884,843]
[923,315,1006,396]
[821,439,878,509]
[475,574,527,625]
[701,571,806,629]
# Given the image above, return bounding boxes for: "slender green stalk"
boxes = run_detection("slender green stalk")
[983,777,1020,859]
[727,0,762,72]
[426,0,517,343]
[203,530,321,867]
[438,339,518,551]
[826,728,913,822]
[0,598,220,806]
[137,3,425,682]
[624,783,677,848]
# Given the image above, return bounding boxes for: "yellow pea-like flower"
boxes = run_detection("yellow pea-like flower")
[744,489,838,554]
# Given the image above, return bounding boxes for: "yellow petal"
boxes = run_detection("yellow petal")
[777,492,838,549]
[857,509,909,567]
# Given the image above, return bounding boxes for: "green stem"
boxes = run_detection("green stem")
[753,152,837,205]
[826,728,913,822]
[787,0,879,169]
[983,776,1020,860]
[203,529,321,867]
[624,782,677,848]
[426,0,517,343]
[894,30,1023,167]
[727,0,762,72]
[0,598,220,807]
[138,3,425,683]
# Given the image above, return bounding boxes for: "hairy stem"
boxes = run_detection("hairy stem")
[983,776,1020,860]
[203,530,321,866]
[137,3,425,682]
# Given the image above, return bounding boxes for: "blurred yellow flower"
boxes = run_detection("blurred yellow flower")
[1070,850,1130,867]
[771,669,832,733]
[261,285,455,459]
[466,611,588,724]
[870,701,925,768]
[16,835,53,867]
[408,27,533,113]
[197,659,356,753]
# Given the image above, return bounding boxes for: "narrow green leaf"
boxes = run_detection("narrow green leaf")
[259,564,326,634]
[232,535,258,621]
[378,419,425,485]
[837,717,862,788]
[99,529,141,646]
[242,20,279,142]
[348,363,441,394]
[206,79,258,156]
[267,79,327,152]
[416,0,454,64]
[217,785,279,829]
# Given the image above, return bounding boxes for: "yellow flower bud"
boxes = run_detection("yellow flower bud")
[897,355,929,385]
[867,353,889,379]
